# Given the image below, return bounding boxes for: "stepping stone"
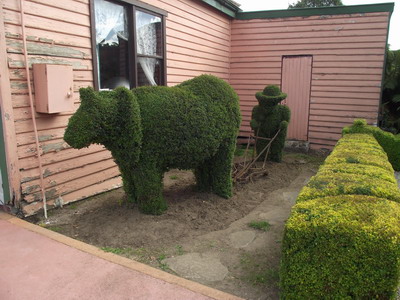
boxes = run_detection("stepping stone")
[163,253,228,283]
[229,230,256,248]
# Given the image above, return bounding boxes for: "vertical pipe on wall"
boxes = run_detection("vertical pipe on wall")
[19,0,47,219]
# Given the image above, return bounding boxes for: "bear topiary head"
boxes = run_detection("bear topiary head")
[255,85,287,108]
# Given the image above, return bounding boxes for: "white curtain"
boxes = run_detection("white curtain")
[95,0,128,45]
[136,12,159,86]
[138,57,157,86]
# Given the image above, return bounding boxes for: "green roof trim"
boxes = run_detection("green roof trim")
[236,2,394,20]
[200,0,241,18]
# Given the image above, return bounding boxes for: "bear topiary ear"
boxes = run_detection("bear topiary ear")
[114,86,134,104]
[113,87,139,114]
[79,87,97,104]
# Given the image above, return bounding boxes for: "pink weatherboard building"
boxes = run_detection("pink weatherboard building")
[0,0,393,215]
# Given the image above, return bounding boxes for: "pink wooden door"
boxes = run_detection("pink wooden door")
[281,56,312,141]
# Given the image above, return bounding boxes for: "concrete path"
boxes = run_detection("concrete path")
[163,169,314,291]
[0,212,242,300]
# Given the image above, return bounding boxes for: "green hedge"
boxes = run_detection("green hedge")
[343,119,400,171]
[280,195,400,299]
[280,133,400,299]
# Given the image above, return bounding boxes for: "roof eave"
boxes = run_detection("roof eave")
[199,0,241,18]
[235,2,394,20]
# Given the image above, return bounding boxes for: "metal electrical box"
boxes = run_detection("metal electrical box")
[33,64,74,113]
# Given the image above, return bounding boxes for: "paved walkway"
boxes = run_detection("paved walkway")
[0,212,242,300]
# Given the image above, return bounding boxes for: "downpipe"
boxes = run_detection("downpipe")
[20,0,48,219]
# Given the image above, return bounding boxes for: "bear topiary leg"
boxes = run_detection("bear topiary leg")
[194,137,235,198]
[269,121,288,163]
[194,165,212,193]
[120,168,137,204]
[210,137,235,198]
[132,162,167,215]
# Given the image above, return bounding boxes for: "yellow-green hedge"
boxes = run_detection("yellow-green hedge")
[318,163,397,184]
[280,133,400,299]
[343,119,400,171]
[280,195,400,299]
[324,134,393,171]
[297,173,400,202]
[297,134,400,202]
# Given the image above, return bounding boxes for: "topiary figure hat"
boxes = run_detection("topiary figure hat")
[255,85,287,107]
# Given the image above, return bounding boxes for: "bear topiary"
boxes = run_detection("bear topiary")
[64,75,241,215]
[250,85,290,162]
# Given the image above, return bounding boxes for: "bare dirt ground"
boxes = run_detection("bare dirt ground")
[29,152,324,300]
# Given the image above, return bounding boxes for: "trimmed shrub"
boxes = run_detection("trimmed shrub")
[324,133,394,171]
[297,172,400,202]
[64,75,241,214]
[250,85,290,162]
[280,195,400,300]
[318,163,397,184]
[281,132,400,299]
[343,119,400,171]
[324,154,393,172]
[297,133,400,202]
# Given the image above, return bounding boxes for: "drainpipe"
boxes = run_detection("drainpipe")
[20,0,47,219]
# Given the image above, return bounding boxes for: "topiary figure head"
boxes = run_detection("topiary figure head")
[64,87,142,165]
[353,119,367,127]
[64,87,103,149]
[255,85,287,108]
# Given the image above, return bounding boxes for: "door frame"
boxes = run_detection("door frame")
[281,55,313,141]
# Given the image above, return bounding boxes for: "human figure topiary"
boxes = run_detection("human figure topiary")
[250,85,290,162]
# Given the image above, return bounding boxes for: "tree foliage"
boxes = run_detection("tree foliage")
[381,49,400,134]
[288,0,343,9]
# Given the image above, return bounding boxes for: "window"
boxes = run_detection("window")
[91,0,167,90]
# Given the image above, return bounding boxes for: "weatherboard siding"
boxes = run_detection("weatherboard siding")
[1,0,231,215]
[231,12,389,149]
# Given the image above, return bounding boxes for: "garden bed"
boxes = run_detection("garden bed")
[28,152,324,299]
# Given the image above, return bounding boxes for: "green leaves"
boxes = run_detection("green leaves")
[288,0,343,9]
